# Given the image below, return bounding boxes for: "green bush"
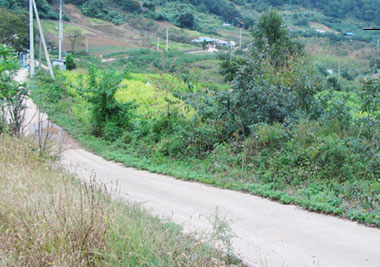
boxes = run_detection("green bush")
[79,66,135,139]
[65,54,76,70]
[250,123,288,150]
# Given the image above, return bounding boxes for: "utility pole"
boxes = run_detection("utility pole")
[58,0,63,60]
[38,38,42,69]
[239,27,242,48]
[338,61,341,82]
[29,0,35,77]
[33,0,55,79]
[157,36,160,50]
[166,28,168,52]
[85,37,88,53]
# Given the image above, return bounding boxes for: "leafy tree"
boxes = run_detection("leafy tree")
[252,10,304,69]
[79,66,135,140]
[67,29,84,54]
[177,13,196,29]
[80,0,108,19]
[219,11,320,138]
[0,45,28,136]
[118,0,141,13]
[143,2,155,11]
[0,8,29,52]
[80,0,125,24]
[0,0,58,19]
[327,76,341,91]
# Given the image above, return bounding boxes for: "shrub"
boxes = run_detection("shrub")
[177,13,196,29]
[79,66,135,139]
[327,76,341,91]
[245,123,288,153]
[293,119,321,148]
[65,54,76,70]
[320,96,352,134]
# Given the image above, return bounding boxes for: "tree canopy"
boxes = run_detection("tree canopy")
[0,8,29,52]
[219,11,320,137]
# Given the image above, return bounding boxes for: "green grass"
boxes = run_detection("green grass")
[150,40,199,52]
[42,19,91,35]
[0,134,241,266]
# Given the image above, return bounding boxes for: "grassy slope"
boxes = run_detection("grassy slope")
[0,134,239,266]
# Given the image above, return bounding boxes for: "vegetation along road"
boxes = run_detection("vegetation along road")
[18,68,380,267]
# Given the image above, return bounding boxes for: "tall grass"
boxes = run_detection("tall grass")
[0,134,240,266]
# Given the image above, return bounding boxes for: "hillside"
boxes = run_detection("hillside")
[2,0,380,76]
[3,0,380,46]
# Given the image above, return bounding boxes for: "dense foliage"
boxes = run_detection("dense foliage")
[30,11,380,227]
[0,0,58,19]
[78,66,135,140]
[65,54,76,70]
[0,46,27,136]
[219,11,318,137]
[261,0,380,24]
[0,9,29,52]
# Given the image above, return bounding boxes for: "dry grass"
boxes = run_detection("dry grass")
[0,134,111,266]
[0,134,242,266]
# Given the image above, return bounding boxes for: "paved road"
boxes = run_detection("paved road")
[18,68,380,267]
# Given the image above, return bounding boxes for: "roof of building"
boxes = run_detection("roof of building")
[191,37,214,43]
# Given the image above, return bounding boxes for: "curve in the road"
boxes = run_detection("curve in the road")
[18,68,380,267]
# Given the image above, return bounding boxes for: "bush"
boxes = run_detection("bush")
[293,119,321,148]
[79,66,135,139]
[320,96,352,134]
[218,11,320,138]
[327,76,341,91]
[244,123,288,156]
[177,13,196,29]
[65,54,76,70]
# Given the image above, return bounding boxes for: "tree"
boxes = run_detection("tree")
[67,29,84,54]
[252,10,303,69]
[0,45,28,136]
[79,65,135,140]
[219,11,320,138]
[0,8,29,52]
[177,13,196,29]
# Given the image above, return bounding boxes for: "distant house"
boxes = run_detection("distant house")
[213,39,229,46]
[222,23,231,27]
[191,37,214,44]
[191,37,231,48]
[315,29,326,34]
[344,32,354,36]
[52,59,66,71]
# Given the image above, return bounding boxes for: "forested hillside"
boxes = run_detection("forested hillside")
[264,0,380,24]
[2,0,379,28]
